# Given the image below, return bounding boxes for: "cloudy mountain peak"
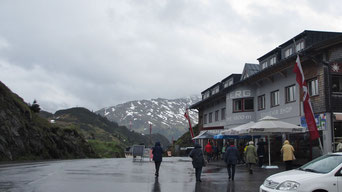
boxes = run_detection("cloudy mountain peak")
[96,96,200,140]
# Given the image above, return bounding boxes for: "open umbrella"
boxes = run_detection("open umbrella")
[221,121,255,136]
[243,116,304,135]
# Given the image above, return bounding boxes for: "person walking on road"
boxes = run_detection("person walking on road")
[152,141,163,177]
[281,140,295,170]
[257,139,266,167]
[189,143,205,182]
[245,141,257,174]
[205,141,213,163]
[224,141,239,181]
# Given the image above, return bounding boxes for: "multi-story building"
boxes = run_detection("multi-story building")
[191,30,342,159]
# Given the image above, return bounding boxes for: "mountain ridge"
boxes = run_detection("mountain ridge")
[96,96,200,141]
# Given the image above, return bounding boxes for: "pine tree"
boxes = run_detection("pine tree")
[30,100,41,113]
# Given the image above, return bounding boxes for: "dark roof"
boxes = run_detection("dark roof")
[241,63,259,79]
[279,30,342,48]
[201,82,221,94]
[258,30,342,61]
[257,47,281,61]
[221,74,242,83]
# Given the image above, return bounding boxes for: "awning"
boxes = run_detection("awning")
[192,131,214,140]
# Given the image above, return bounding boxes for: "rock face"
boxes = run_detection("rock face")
[0,81,96,161]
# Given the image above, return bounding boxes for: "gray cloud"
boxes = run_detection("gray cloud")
[1,0,342,112]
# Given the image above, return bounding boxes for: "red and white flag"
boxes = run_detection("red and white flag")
[184,108,194,139]
[293,55,320,140]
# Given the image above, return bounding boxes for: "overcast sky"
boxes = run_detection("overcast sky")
[1,0,342,113]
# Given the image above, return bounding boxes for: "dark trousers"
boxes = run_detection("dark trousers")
[195,167,202,181]
[227,164,236,180]
[285,160,292,170]
[155,161,161,175]
[207,153,212,162]
[248,163,254,174]
[258,156,264,167]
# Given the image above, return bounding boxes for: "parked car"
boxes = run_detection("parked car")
[260,153,342,192]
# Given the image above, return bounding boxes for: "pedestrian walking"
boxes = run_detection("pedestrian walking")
[152,141,163,177]
[224,141,239,181]
[189,143,206,182]
[244,141,257,174]
[213,143,219,161]
[281,140,295,170]
[257,139,266,167]
[204,141,213,163]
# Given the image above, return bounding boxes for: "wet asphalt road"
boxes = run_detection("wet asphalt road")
[0,157,284,192]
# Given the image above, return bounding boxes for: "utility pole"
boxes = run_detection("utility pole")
[149,123,152,146]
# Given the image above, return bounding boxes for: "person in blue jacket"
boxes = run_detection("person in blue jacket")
[224,141,240,181]
[152,141,163,177]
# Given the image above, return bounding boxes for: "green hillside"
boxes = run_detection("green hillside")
[50,107,170,157]
[0,81,96,161]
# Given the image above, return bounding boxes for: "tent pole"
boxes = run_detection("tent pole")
[268,135,271,166]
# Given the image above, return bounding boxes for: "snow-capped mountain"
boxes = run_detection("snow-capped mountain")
[96,96,200,141]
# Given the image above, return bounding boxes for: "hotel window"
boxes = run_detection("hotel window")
[209,112,213,123]
[228,79,233,86]
[285,85,296,103]
[221,108,226,120]
[296,41,305,52]
[233,98,254,112]
[203,91,210,99]
[270,57,276,66]
[332,76,342,92]
[271,90,280,107]
[261,62,267,69]
[203,114,207,124]
[258,95,266,110]
[212,86,219,94]
[308,78,319,96]
[284,47,293,58]
[215,110,219,121]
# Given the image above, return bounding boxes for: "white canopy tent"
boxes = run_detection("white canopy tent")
[227,116,305,169]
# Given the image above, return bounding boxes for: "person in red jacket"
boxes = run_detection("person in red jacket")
[205,141,213,163]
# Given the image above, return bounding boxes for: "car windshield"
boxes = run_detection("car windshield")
[299,154,342,174]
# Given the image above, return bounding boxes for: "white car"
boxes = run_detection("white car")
[260,153,342,192]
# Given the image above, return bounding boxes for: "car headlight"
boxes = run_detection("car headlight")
[276,181,300,191]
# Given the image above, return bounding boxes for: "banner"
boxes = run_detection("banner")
[294,55,320,140]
